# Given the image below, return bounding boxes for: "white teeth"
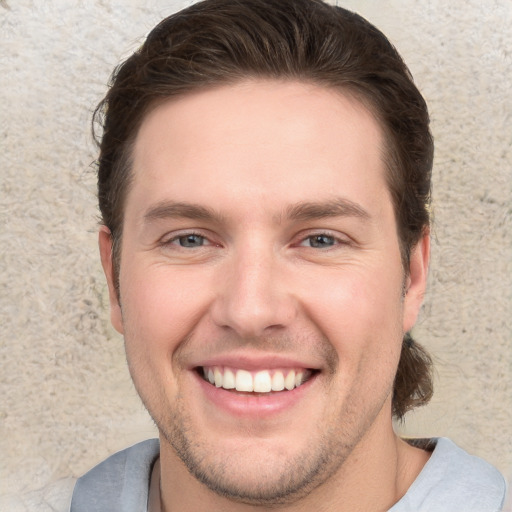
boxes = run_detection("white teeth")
[202,367,310,393]
[214,368,223,387]
[271,371,285,391]
[235,369,253,392]
[223,368,235,389]
[284,370,296,390]
[253,371,272,392]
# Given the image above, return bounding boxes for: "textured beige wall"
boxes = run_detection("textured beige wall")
[1,1,511,510]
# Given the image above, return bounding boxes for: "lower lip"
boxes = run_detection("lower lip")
[194,371,317,418]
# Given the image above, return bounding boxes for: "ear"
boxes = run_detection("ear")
[402,230,430,333]
[98,226,124,334]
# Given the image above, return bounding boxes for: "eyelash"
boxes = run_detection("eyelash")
[160,230,350,251]
[297,232,351,250]
[161,231,213,248]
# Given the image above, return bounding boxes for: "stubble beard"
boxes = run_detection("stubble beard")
[126,326,400,506]
[151,384,388,507]
[159,402,345,506]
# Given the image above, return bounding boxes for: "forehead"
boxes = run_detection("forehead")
[129,80,388,219]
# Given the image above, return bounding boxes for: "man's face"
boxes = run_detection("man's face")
[100,80,428,504]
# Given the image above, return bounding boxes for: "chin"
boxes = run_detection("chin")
[167,433,337,505]
[157,402,358,506]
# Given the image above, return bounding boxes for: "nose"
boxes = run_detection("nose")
[210,244,297,338]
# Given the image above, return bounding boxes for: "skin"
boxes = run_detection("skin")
[100,80,430,511]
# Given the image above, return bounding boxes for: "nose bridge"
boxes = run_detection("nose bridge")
[212,238,295,337]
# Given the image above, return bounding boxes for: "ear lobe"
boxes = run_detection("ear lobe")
[98,226,124,334]
[403,230,430,333]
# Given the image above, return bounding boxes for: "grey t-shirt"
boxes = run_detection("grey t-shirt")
[70,438,506,511]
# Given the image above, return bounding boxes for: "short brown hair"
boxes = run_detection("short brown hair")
[94,0,433,418]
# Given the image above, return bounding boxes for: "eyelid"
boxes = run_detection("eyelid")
[294,229,352,247]
[159,229,218,247]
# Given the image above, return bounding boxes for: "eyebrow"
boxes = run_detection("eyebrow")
[284,198,371,222]
[142,197,370,225]
[143,201,223,224]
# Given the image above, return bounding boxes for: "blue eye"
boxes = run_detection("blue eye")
[176,234,206,247]
[306,234,336,248]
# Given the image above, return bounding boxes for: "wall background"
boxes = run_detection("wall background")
[1,1,510,510]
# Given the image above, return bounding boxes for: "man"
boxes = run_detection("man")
[71,0,506,510]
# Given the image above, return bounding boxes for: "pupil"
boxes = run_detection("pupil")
[312,235,333,248]
[181,235,203,247]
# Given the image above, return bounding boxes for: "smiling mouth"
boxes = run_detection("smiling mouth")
[197,366,317,393]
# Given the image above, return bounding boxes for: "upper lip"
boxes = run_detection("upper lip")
[190,352,322,371]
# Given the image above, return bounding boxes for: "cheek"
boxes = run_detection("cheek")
[300,264,404,388]
[119,264,213,358]
[119,266,211,412]
[303,265,403,338]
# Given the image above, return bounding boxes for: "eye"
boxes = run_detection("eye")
[170,233,207,248]
[302,234,337,249]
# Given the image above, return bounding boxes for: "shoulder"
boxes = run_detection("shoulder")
[70,439,160,512]
[391,438,507,512]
